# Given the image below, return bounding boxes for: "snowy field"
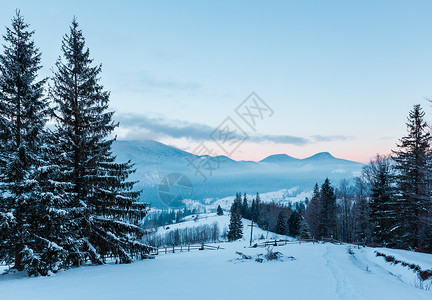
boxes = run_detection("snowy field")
[1,214,432,300]
[152,213,288,241]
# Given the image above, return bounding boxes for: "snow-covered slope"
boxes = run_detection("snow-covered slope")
[111,140,363,208]
[149,212,288,243]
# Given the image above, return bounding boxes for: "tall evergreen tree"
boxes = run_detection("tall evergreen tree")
[288,210,302,237]
[363,155,397,246]
[338,179,353,242]
[250,199,256,221]
[352,177,370,242]
[0,11,52,275]
[393,104,431,249]
[275,211,288,235]
[299,219,311,239]
[305,183,320,238]
[231,192,242,212]
[318,178,337,238]
[49,19,151,266]
[228,198,243,241]
[251,192,261,223]
[240,193,249,219]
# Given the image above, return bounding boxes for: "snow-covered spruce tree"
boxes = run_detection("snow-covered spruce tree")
[352,177,370,243]
[304,183,320,239]
[288,210,302,237]
[318,178,337,239]
[363,155,397,246]
[49,19,151,266]
[250,199,256,221]
[216,205,223,216]
[228,198,243,241]
[393,104,431,249]
[0,11,58,275]
[338,179,354,242]
[251,192,261,223]
[275,210,288,235]
[232,192,242,211]
[299,219,311,239]
[240,193,249,219]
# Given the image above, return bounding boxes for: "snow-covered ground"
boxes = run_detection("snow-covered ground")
[1,214,431,300]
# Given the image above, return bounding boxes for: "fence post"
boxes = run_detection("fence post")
[188,244,190,251]
[180,246,182,252]
[312,237,315,244]
[173,245,175,253]
[165,247,167,254]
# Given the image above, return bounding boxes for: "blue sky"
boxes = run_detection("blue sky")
[2,0,432,162]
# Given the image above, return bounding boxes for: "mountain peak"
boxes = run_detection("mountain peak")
[305,152,335,160]
[260,154,298,163]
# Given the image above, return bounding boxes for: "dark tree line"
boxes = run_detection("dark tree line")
[304,104,432,252]
[304,177,367,242]
[0,12,150,276]
[144,222,221,247]
[227,192,306,240]
[142,208,198,229]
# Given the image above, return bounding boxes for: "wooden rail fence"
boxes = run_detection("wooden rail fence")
[151,243,224,255]
[254,238,365,248]
[150,238,365,255]
[254,238,317,247]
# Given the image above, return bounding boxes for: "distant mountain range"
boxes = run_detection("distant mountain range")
[112,140,363,208]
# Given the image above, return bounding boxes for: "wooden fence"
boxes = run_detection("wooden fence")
[254,238,317,247]
[254,237,365,248]
[151,243,224,255]
[150,238,365,255]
